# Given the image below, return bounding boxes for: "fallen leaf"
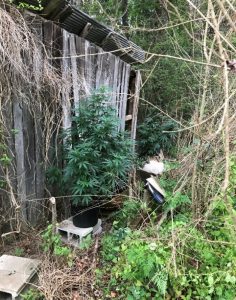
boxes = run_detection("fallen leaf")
[110,291,117,298]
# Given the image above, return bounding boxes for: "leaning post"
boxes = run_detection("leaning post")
[49,197,57,234]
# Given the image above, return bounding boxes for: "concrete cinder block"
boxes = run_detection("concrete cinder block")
[0,255,40,300]
[57,218,102,247]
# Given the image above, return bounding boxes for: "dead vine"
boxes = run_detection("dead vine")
[0,2,71,232]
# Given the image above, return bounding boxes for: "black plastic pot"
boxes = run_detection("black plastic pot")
[72,206,99,228]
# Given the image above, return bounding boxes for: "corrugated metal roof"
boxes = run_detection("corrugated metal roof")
[12,0,145,64]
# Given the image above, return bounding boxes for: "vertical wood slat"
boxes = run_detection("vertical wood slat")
[131,70,142,143]
[95,48,104,90]
[84,40,93,93]
[69,35,80,111]
[33,18,45,223]
[111,57,119,107]
[13,100,27,220]
[119,63,131,131]
[61,30,72,130]
[116,59,122,117]
[76,37,87,99]
[23,100,36,223]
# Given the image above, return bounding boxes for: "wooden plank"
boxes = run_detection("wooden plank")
[33,18,45,223]
[115,59,122,117]
[95,48,103,90]
[13,100,27,220]
[131,70,141,142]
[22,100,36,224]
[119,62,131,131]
[75,37,87,100]
[111,56,119,107]
[103,53,111,88]
[61,29,72,130]
[83,40,91,96]
[88,43,97,91]
[69,34,80,111]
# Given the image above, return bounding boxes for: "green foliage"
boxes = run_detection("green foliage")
[46,166,62,187]
[81,0,160,29]
[0,179,6,188]
[137,112,178,157]
[99,228,170,299]
[96,174,236,299]
[14,247,25,257]
[167,222,236,300]
[41,224,73,266]
[0,153,11,166]
[112,198,148,229]
[112,235,170,299]
[9,0,43,11]
[99,214,236,299]
[79,234,93,250]
[101,227,131,263]
[21,288,44,300]
[227,157,236,208]
[165,191,191,212]
[46,166,64,195]
[63,88,134,206]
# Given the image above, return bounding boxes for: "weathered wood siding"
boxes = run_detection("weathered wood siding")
[0,15,141,226]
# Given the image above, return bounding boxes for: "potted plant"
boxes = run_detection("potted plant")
[63,88,134,228]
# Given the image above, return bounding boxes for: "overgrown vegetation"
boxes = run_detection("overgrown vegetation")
[96,173,236,299]
[2,0,236,299]
[79,1,236,299]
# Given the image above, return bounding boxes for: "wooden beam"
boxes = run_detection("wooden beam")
[131,70,141,144]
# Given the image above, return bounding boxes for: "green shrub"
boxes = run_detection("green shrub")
[137,112,178,157]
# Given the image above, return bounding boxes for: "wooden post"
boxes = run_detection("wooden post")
[49,197,57,234]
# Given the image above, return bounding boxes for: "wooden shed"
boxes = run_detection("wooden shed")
[0,0,143,227]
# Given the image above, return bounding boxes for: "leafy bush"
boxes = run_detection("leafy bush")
[137,112,178,157]
[63,88,134,206]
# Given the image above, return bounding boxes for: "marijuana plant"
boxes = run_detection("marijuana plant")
[63,88,134,206]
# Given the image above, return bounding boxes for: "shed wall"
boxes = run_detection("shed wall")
[0,15,141,227]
